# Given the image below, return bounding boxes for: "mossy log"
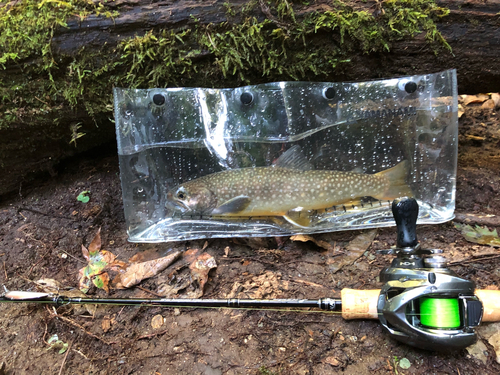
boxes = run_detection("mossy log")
[0,0,499,197]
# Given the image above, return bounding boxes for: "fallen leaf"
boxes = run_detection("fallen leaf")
[485,285,499,290]
[102,316,112,333]
[399,358,411,369]
[47,334,69,354]
[323,356,340,367]
[454,223,500,247]
[226,271,288,299]
[492,93,500,109]
[151,315,165,329]
[114,251,182,289]
[93,273,110,293]
[36,278,62,293]
[458,104,465,118]
[482,99,496,109]
[88,228,101,255]
[329,230,378,273]
[461,94,489,106]
[189,253,217,295]
[224,246,230,257]
[78,229,126,293]
[488,333,500,364]
[156,251,216,298]
[290,234,336,252]
[466,339,488,365]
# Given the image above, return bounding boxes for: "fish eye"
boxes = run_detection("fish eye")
[177,191,186,200]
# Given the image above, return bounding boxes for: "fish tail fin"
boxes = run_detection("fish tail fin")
[374,161,413,200]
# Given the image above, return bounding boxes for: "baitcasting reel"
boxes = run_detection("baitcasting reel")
[377,198,483,351]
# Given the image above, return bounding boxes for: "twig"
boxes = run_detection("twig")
[136,285,164,298]
[3,261,7,281]
[72,348,89,360]
[137,329,172,340]
[18,207,77,221]
[48,308,114,345]
[58,249,86,264]
[289,279,327,288]
[454,213,500,227]
[449,254,500,265]
[58,340,73,375]
[34,96,49,106]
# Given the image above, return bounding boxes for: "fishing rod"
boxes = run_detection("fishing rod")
[2,198,499,351]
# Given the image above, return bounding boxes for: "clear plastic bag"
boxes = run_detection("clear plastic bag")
[114,70,457,242]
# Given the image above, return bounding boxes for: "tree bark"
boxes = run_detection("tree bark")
[1,0,499,197]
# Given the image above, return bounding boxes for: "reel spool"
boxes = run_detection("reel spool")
[419,297,461,329]
[377,198,483,351]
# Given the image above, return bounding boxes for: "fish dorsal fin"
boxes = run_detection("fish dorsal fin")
[274,145,313,171]
[211,196,251,215]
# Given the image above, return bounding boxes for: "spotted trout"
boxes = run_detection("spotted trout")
[166,146,412,227]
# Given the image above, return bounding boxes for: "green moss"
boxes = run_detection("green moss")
[0,0,451,133]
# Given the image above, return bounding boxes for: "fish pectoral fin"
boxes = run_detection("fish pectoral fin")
[211,196,251,215]
[283,212,312,228]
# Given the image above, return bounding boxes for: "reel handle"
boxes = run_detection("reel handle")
[392,197,419,248]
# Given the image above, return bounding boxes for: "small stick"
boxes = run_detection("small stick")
[3,261,7,281]
[136,286,164,298]
[454,213,500,227]
[48,308,114,345]
[58,249,86,264]
[138,329,171,340]
[449,254,500,265]
[58,340,73,375]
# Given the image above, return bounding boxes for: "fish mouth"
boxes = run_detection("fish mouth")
[165,198,191,214]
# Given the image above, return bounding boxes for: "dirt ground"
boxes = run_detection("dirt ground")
[1,104,500,375]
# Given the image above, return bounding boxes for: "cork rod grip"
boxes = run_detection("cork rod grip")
[340,289,500,322]
[476,290,500,322]
[341,289,380,320]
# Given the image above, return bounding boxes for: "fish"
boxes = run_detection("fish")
[166,146,412,228]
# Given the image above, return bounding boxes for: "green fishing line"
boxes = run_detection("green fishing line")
[419,297,461,329]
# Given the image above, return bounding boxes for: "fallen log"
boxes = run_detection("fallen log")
[0,0,499,196]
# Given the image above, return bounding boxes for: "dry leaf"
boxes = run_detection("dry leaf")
[226,271,288,299]
[492,93,500,109]
[151,315,165,329]
[88,228,101,255]
[290,234,336,252]
[458,104,465,118]
[488,333,500,364]
[102,316,112,333]
[156,250,216,298]
[93,273,111,293]
[329,229,378,273]
[482,99,496,109]
[323,356,340,367]
[78,230,126,293]
[461,94,489,106]
[114,251,181,289]
[454,223,500,247]
[36,278,62,293]
[189,252,217,293]
[485,285,499,290]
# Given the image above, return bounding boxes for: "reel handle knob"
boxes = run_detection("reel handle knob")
[392,197,419,248]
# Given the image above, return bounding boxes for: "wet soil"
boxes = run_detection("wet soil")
[0,106,500,374]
